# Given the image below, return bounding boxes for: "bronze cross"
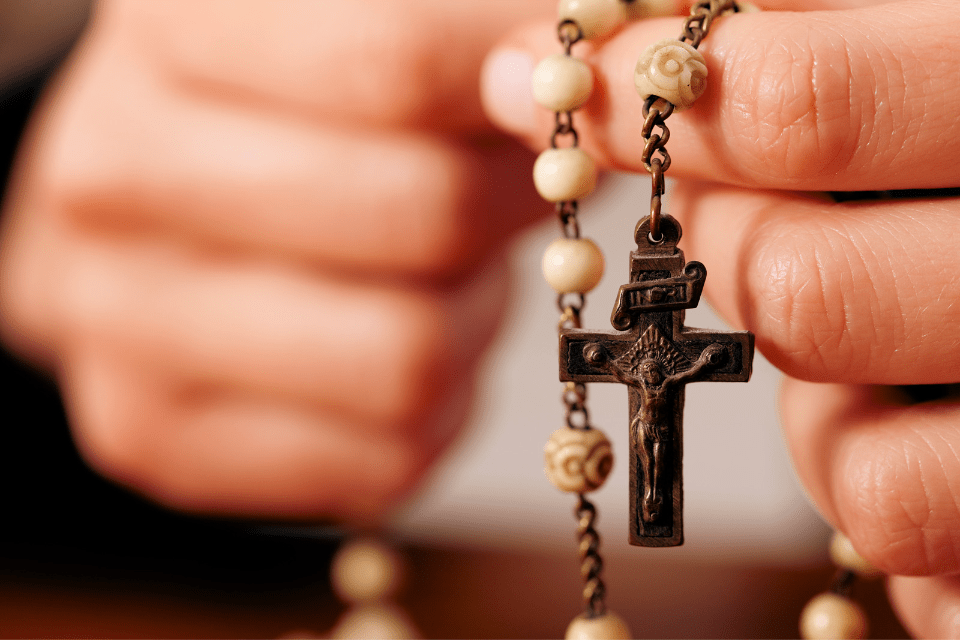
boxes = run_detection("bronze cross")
[559,216,754,547]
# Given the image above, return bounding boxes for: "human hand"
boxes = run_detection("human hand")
[482,0,960,635]
[0,0,555,523]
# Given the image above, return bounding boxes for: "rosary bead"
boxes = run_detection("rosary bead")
[799,593,868,640]
[565,610,632,639]
[829,531,884,579]
[331,538,404,604]
[634,38,708,110]
[331,604,419,640]
[545,426,614,493]
[533,147,598,203]
[558,0,628,40]
[542,237,605,294]
[533,54,594,112]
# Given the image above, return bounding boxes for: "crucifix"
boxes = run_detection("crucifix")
[559,215,754,547]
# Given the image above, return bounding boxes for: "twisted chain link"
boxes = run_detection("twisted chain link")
[576,496,606,617]
[549,20,606,619]
[640,1,739,242]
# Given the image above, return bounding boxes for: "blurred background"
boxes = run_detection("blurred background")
[0,2,905,637]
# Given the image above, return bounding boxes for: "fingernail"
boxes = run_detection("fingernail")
[480,48,536,136]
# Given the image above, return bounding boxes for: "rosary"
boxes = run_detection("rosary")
[533,1,883,638]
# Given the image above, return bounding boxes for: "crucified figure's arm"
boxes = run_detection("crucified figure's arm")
[583,343,639,388]
[665,344,726,386]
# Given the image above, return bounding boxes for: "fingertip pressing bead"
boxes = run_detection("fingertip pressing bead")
[533,147,598,203]
[634,38,708,110]
[542,237,605,294]
[565,610,632,639]
[331,538,405,604]
[533,54,594,112]
[799,593,868,640]
[545,426,614,493]
[829,531,884,579]
[558,0,628,40]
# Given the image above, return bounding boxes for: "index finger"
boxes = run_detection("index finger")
[483,0,960,190]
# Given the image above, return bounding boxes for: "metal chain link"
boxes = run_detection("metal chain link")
[640,1,739,243]
[549,19,607,620]
[576,496,606,617]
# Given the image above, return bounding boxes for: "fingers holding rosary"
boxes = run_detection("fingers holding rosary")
[484,0,960,191]
[670,182,960,385]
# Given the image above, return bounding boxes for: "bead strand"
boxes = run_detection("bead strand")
[799,531,882,640]
[633,0,739,240]
[536,3,642,639]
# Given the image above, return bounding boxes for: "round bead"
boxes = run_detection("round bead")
[533,147,597,203]
[558,0,628,40]
[545,426,613,493]
[634,38,708,110]
[331,538,404,604]
[330,604,420,640]
[829,531,884,579]
[565,611,632,639]
[799,593,868,640]
[542,237,605,294]
[532,54,594,112]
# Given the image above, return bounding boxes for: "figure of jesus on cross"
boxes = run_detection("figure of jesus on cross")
[560,216,753,547]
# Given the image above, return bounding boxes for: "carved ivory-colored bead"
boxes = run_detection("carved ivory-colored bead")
[558,0,628,40]
[542,237,605,294]
[532,54,594,112]
[829,531,884,578]
[565,611,632,640]
[533,147,597,202]
[799,593,867,640]
[634,38,708,110]
[545,426,613,493]
[331,538,404,604]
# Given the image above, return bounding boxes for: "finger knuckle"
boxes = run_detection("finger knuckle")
[747,219,864,379]
[838,429,960,575]
[380,143,475,274]
[72,398,150,491]
[724,18,857,184]
[369,294,449,425]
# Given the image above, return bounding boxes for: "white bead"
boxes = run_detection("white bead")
[542,237,605,294]
[545,426,614,493]
[330,604,420,640]
[558,0,628,40]
[532,54,594,112]
[331,538,404,604]
[799,593,868,640]
[565,611,632,640]
[634,38,708,110]
[533,147,597,203]
[829,531,884,579]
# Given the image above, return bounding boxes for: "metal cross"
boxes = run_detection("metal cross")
[560,216,754,547]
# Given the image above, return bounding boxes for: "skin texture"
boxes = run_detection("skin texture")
[0,0,958,635]
[480,1,960,636]
[0,0,555,521]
